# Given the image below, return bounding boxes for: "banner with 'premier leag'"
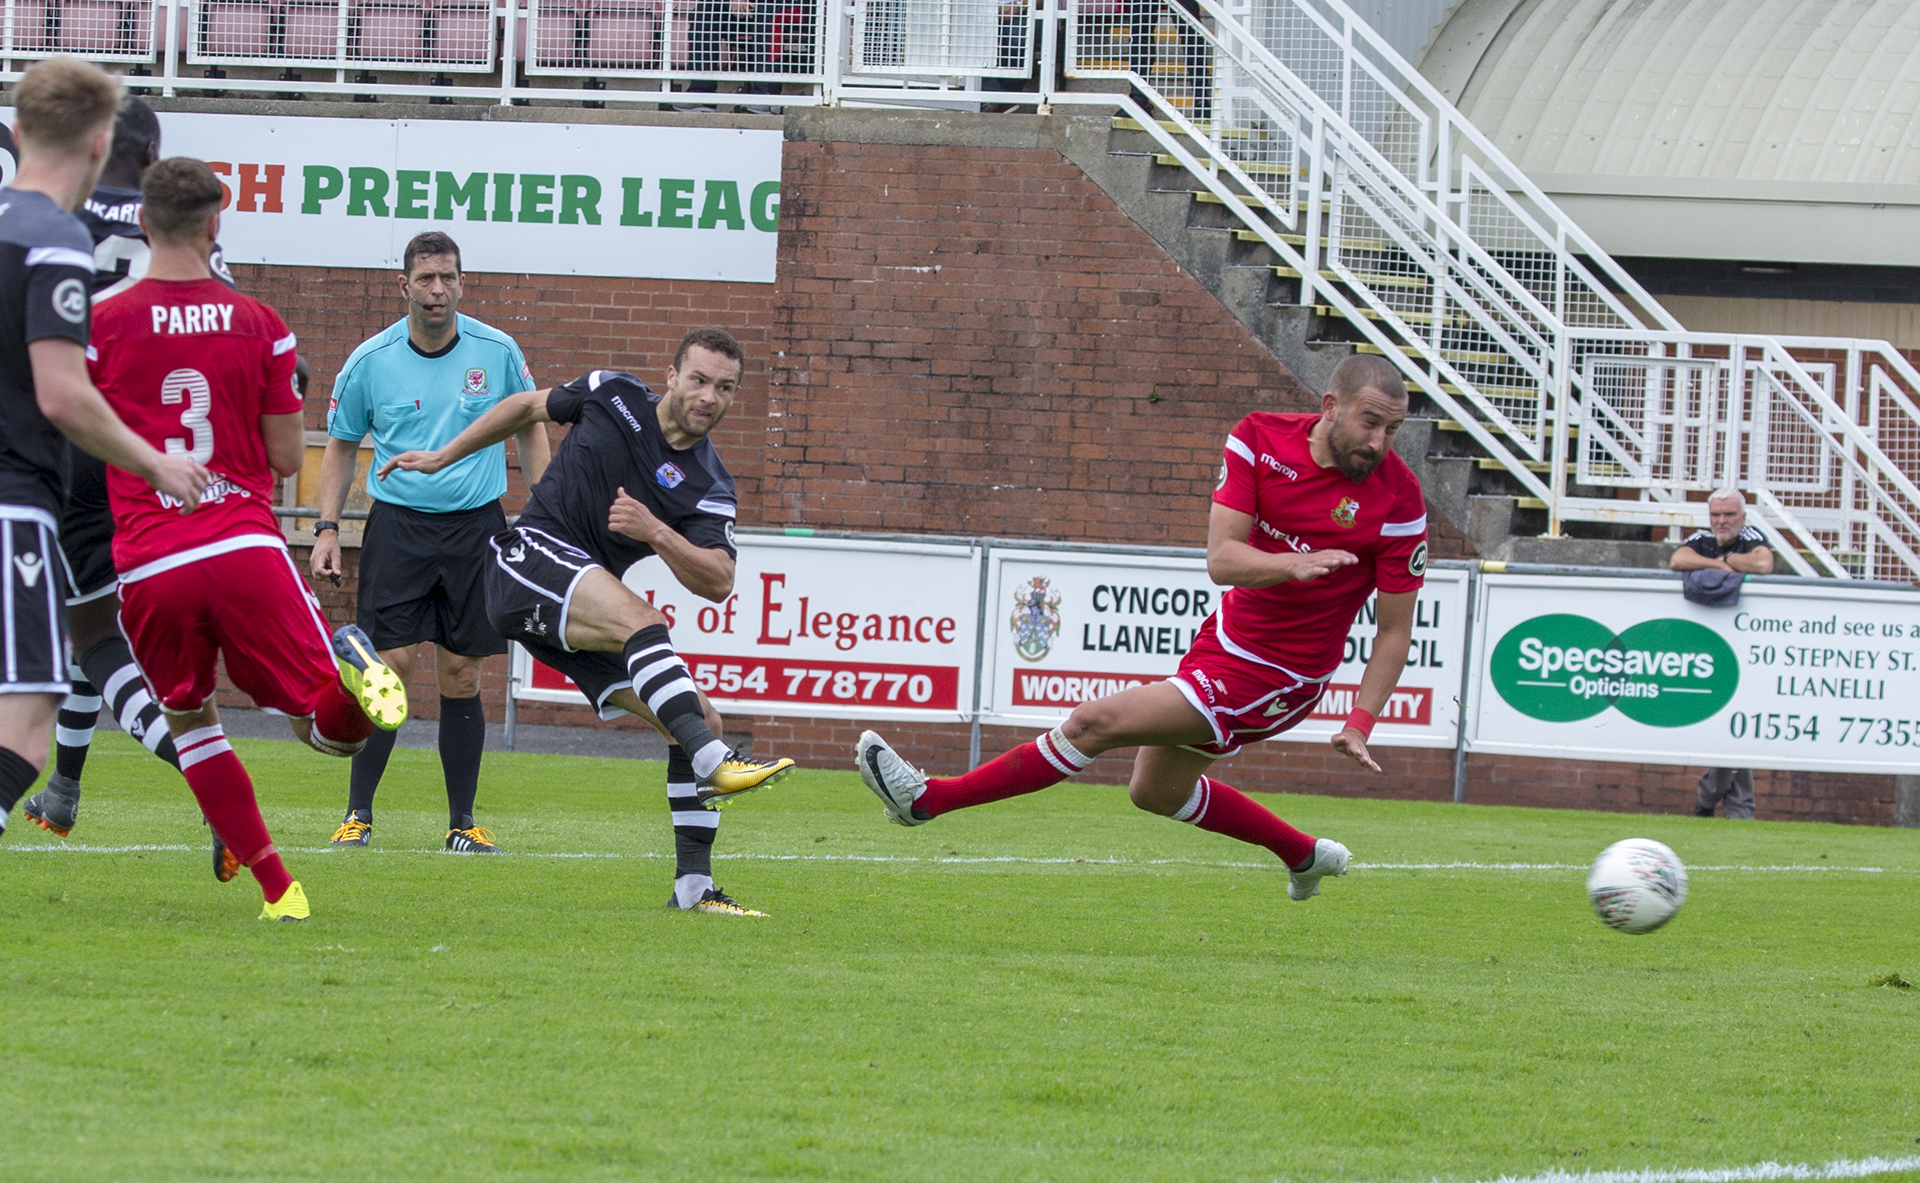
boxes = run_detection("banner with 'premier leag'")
[511,535,981,722]
[1469,574,1920,773]
[977,549,1469,748]
[0,111,782,282]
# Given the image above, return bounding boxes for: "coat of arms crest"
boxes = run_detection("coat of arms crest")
[1010,576,1062,662]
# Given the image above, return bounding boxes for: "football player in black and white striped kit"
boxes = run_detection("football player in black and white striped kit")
[0,61,208,839]
[379,327,794,915]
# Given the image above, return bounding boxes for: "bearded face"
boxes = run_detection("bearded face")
[1323,391,1405,481]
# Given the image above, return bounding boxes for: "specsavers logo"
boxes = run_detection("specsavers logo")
[1490,614,1737,727]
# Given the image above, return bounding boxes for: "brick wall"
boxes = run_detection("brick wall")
[227,124,1900,825]
[760,138,1318,541]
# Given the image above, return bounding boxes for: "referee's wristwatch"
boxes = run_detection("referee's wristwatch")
[313,520,340,535]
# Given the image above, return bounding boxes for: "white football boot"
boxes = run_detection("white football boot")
[1287,838,1351,901]
[854,730,930,826]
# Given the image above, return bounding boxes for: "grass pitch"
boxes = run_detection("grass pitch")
[3,733,1918,1183]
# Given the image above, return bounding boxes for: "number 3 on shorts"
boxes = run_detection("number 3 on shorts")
[161,368,215,463]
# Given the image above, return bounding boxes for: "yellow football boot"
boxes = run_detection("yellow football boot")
[260,881,310,922]
[331,624,407,731]
[695,754,797,806]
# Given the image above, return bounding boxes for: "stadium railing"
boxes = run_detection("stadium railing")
[9,0,1914,581]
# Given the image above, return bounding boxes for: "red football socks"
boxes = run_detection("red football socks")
[313,679,377,751]
[915,728,1096,818]
[175,725,294,903]
[1173,775,1318,868]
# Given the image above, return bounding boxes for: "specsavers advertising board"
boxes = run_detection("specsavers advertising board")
[976,548,1470,749]
[1468,574,1920,774]
[511,535,981,722]
[0,111,783,282]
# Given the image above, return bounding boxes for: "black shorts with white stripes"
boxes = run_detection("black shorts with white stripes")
[483,525,630,717]
[2,506,71,694]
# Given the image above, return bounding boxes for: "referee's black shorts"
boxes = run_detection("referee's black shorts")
[357,500,509,657]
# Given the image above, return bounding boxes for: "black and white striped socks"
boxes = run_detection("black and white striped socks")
[623,624,728,779]
[81,637,179,770]
[53,665,100,782]
[667,744,719,908]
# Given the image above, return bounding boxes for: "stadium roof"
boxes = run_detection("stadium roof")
[1417,0,1920,266]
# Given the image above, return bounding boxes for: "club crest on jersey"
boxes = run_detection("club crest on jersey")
[655,462,686,490]
[464,368,488,395]
[52,278,87,324]
[1331,497,1361,529]
[1010,576,1062,662]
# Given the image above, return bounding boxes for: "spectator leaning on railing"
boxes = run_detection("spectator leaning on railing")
[1670,487,1774,819]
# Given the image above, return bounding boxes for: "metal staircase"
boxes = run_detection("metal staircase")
[1033,0,1920,582]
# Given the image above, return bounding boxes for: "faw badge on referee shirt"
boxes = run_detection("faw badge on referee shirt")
[463,368,488,395]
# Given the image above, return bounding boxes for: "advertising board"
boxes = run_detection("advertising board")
[0,111,783,282]
[1469,574,1920,773]
[511,534,981,722]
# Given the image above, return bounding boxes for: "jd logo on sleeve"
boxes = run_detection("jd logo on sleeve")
[1490,614,1739,727]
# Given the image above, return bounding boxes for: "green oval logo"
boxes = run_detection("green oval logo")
[1489,614,1617,721]
[1490,615,1740,728]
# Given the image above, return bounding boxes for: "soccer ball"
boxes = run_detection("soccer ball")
[1586,839,1688,934]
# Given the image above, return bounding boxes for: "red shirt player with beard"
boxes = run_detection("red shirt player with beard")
[857,355,1426,902]
[87,158,407,921]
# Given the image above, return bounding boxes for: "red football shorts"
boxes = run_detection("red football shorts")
[1168,616,1329,758]
[118,538,340,716]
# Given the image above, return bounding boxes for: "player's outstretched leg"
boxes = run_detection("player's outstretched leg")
[663,743,764,916]
[169,716,308,920]
[1128,745,1349,900]
[621,622,793,799]
[855,725,1096,826]
[855,680,1212,825]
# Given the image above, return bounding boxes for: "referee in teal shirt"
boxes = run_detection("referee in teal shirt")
[310,232,548,854]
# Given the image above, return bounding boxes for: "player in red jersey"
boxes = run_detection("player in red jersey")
[88,158,408,920]
[857,355,1426,900]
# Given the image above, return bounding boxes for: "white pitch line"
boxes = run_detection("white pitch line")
[1474,1153,1920,1183]
[0,844,1896,874]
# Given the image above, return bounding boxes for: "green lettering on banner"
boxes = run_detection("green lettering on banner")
[395,170,430,219]
[436,171,487,221]
[301,165,343,214]
[347,167,390,217]
[620,178,652,227]
[559,175,602,225]
[492,173,515,223]
[658,178,696,228]
[750,180,780,231]
[519,174,556,223]
[698,180,744,230]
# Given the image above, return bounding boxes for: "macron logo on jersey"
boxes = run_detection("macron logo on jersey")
[151,303,235,335]
[608,394,645,436]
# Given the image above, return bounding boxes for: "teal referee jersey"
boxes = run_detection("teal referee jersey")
[327,313,533,513]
